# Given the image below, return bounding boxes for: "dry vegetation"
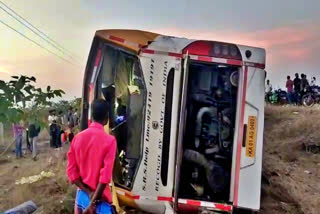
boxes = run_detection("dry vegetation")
[0,106,320,213]
[0,131,77,213]
[260,105,320,214]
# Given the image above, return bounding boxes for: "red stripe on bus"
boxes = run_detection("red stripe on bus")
[109,35,125,43]
[123,192,140,200]
[234,66,248,206]
[132,195,140,200]
[197,56,212,62]
[141,49,155,54]
[244,61,265,69]
[215,204,233,211]
[186,200,201,206]
[253,63,265,69]
[168,52,183,58]
[94,49,102,67]
[227,59,243,66]
[158,196,173,202]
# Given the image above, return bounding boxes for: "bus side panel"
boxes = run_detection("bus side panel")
[80,37,101,130]
[236,67,265,210]
[132,54,181,199]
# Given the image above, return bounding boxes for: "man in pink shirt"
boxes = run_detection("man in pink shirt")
[286,75,294,104]
[67,99,117,214]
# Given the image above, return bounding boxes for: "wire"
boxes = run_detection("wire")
[0,18,80,67]
[0,1,81,64]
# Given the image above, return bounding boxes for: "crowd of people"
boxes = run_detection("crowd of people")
[13,120,41,160]
[12,107,79,161]
[48,107,79,149]
[265,73,317,104]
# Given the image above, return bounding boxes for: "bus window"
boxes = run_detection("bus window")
[95,45,146,189]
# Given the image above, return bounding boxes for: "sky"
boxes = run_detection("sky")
[0,0,319,99]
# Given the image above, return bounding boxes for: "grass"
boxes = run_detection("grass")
[261,105,320,214]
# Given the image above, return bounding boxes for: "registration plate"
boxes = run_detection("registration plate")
[245,116,257,158]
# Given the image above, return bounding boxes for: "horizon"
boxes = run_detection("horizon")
[0,0,319,99]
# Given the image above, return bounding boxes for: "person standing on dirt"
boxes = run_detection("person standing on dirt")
[67,99,117,214]
[67,107,76,144]
[301,74,309,95]
[58,110,66,126]
[28,121,41,160]
[74,109,79,126]
[286,76,294,104]
[25,125,32,153]
[293,73,301,104]
[265,79,272,103]
[13,121,24,159]
[48,110,58,148]
[310,77,316,87]
[67,107,75,129]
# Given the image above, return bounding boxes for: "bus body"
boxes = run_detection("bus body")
[80,30,266,214]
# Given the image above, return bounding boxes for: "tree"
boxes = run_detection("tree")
[51,97,81,114]
[0,75,65,124]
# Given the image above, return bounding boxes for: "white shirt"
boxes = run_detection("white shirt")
[265,83,272,93]
[310,79,316,86]
[48,115,58,126]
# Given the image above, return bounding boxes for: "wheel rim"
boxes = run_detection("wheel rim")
[303,95,314,106]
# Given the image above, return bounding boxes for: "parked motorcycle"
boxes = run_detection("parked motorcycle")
[266,89,287,105]
[302,86,320,107]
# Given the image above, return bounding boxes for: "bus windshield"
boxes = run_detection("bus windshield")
[93,44,146,189]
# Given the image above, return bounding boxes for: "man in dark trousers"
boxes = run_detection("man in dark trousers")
[301,74,310,97]
[67,99,116,214]
[28,121,41,160]
[293,73,301,104]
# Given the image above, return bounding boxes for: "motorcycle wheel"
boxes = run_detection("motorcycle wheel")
[302,94,315,107]
[279,97,288,105]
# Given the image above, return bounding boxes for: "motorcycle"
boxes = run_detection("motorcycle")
[266,89,288,105]
[301,86,320,107]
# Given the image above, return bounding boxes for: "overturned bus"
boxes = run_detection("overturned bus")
[80,30,266,214]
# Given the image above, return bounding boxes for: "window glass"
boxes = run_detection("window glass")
[95,45,146,189]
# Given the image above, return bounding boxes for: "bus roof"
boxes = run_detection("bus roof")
[95,29,266,68]
[95,29,159,53]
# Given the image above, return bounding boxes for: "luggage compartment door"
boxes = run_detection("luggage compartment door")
[232,66,265,210]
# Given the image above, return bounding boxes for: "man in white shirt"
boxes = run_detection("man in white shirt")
[265,79,272,103]
[265,79,272,93]
[310,77,316,87]
[48,110,58,126]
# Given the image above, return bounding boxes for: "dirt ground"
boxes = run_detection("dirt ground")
[260,105,320,214]
[0,140,75,213]
[0,105,319,213]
